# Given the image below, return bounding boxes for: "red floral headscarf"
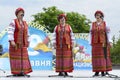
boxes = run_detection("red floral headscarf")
[15,7,24,16]
[57,14,67,21]
[94,10,104,18]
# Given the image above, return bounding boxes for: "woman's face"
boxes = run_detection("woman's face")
[95,13,102,20]
[17,11,24,20]
[59,17,66,24]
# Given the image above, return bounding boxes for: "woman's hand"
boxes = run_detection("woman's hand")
[10,41,16,47]
[109,42,113,47]
[53,43,56,49]
[26,41,29,47]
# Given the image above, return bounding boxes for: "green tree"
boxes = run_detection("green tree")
[32,6,63,32]
[111,36,120,65]
[66,12,91,33]
[32,6,91,33]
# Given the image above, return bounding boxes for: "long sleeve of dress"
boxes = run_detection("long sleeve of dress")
[88,26,92,44]
[70,26,75,44]
[8,20,30,42]
[51,26,57,44]
[106,26,112,43]
[28,29,30,42]
[8,20,15,41]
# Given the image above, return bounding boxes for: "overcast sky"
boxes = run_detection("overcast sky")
[0,0,120,39]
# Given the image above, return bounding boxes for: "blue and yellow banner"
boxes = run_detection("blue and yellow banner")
[0,22,92,70]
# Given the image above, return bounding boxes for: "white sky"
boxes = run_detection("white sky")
[0,0,120,39]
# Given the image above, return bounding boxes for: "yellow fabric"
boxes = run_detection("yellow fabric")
[0,52,9,58]
[34,43,52,52]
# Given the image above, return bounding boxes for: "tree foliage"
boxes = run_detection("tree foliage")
[111,36,120,65]
[32,6,91,33]
[66,12,91,33]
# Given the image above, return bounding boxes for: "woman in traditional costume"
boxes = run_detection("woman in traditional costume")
[90,10,112,76]
[52,14,75,76]
[8,7,32,76]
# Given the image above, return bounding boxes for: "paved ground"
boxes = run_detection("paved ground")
[0,70,120,80]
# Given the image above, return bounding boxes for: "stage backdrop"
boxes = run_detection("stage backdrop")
[0,22,92,70]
